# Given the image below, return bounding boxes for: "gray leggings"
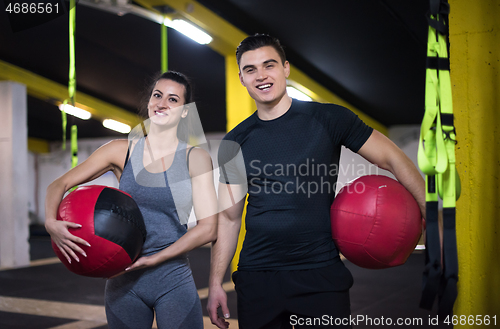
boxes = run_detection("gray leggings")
[104,258,203,329]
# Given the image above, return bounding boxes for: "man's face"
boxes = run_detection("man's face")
[239,46,290,106]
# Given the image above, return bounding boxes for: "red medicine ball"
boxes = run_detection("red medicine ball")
[330,175,422,269]
[52,185,146,278]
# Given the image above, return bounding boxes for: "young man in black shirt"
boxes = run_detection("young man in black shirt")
[208,34,425,329]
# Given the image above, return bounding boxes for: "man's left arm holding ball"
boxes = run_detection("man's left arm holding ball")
[357,130,426,220]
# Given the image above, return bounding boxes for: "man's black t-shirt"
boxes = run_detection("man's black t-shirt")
[219,99,373,271]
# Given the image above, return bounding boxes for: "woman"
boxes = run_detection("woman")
[45,71,217,328]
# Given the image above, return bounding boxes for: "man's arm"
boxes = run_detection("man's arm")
[207,182,246,329]
[357,130,426,219]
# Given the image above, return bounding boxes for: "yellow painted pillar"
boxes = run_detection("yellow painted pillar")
[28,138,50,154]
[450,0,500,321]
[225,54,256,131]
[225,54,256,272]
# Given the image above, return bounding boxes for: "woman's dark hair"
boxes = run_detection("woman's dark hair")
[139,71,194,142]
[236,34,286,68]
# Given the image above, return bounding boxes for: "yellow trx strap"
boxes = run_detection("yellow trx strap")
[162,16,168,72]
[418,0,459,319]
[62,0,78,171]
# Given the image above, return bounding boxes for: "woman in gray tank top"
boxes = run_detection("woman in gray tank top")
[45,71,217,328]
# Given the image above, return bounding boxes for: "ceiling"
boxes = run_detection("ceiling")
[0,0,430,141]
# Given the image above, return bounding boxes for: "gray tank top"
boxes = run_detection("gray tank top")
[119,137,193,257]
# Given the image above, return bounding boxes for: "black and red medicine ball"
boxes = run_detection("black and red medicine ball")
[52,185,146,278]
[330,175,422,269]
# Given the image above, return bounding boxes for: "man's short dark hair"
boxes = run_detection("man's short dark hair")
[236,34,286,68]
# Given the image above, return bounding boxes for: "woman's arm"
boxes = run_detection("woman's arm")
[45,139,129,263]
[124,147,218,271]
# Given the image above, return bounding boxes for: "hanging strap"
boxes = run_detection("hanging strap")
[418,0,458,318]
[61,99,68,150]
[418,24,448,175]
[62,0,78,194]
[162,15,168,72]
[69,0,78,169]
[62,0,78,171]
[71,125,78,168]
[420,180,441,310]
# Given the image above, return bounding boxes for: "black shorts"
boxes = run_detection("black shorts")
[233,261,354,329]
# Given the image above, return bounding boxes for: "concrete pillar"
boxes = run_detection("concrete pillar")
[0,81,30,268]
[450,0,500,317]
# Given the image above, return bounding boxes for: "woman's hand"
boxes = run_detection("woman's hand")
[44,140,129,264]
[108,255,158,279]
[45,219,90,264]
[125,255,158,272]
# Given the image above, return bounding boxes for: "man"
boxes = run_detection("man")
[207,34,425,329]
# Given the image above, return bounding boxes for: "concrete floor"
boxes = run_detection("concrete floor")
[0,227,451,328]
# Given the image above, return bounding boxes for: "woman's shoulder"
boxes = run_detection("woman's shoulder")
[185,146,213,174]
[94,139,130,164]
[100,139,129,153]
[186,145,211,161]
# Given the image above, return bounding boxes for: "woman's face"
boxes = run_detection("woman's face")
[148,79,188,126]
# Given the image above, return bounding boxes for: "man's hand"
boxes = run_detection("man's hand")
[206,182,245,328]
[207,285,231,329]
